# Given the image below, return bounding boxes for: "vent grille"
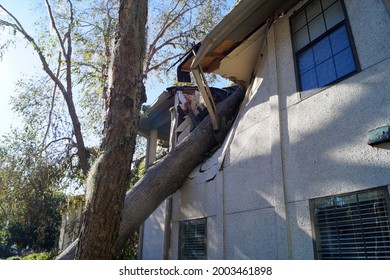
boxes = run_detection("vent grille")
[311,188,390,259]
[179,218,207,260]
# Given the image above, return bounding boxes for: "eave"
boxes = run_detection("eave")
[179,0,298,84]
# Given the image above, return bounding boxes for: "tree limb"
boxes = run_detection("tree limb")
[146,53,183,73]
[41,51,62,151]
[145,1,206,74]
[44,0,68,59]
[1,3,90,176]
[44,137,76,151]
[0,5,68,96]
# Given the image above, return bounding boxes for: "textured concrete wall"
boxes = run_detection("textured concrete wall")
[141,201,166,260]
[142,0,390,260]
[277,0,390,259]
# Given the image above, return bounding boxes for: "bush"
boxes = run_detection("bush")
[6,256,21,260]
[21,252,55,260]
[0,228,12,259]
[5,251,55,260]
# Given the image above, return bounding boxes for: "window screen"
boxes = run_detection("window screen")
[310,187,390,259]
[179,218,207,260]
[290,0,358,91]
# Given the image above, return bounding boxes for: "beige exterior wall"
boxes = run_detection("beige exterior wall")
[142,0,390,259]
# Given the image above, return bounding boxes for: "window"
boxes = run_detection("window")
[179,218,207,260]
[290,0,359,91]
[310,187,390,259]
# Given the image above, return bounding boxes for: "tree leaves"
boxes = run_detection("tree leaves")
[146,0,229,78]
[0,127,66,253]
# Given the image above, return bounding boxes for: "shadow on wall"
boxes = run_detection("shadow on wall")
[159,50,390,259]
[281,61,390,200]
[235,60,388,260]
[278,58,390,259]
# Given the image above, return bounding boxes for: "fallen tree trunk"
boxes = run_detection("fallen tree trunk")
[57,86,245,259]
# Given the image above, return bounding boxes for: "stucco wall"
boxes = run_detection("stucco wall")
[276,0,390,259]
[141,201,167,260]
[142,0,390,260]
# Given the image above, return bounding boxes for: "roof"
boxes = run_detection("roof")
[178,0,298,83]
[138,90,174,140]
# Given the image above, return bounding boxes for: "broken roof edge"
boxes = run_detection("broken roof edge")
[189,0,299,72]
[191,0,265,70]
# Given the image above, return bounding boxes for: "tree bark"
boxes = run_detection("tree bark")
[74,0,148,259]
[57,85,245,260]
[64,93,91,176]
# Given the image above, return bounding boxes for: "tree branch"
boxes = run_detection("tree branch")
[65,0,74,94]
[0,4,28,33]
[40,51,62,151]
[44,0,68,59]
[146,53,183,73]
[1,3,90,176]
[44,137,76,151]
[74,61,101,73]
[0,5,68,99]
[145,0,207,76]
[149,0,206,53]
[149,0,181,48]
[148,29,193,61]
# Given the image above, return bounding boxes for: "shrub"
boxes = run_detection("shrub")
[21,252,55,260]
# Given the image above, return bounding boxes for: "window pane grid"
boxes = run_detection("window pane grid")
[179,218,207,260]
[324,1,345,29]
[297,24,356,90]
[292,0,344,48]
[291,0,357,91]
[308,14,326,41]
[311,188,390,260]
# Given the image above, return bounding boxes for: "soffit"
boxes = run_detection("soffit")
[180,0,297,80]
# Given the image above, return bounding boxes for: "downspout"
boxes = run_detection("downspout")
[267,16,292,259]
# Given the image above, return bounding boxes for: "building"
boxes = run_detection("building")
[140,0,390,260]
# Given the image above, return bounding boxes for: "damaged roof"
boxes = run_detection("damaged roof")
[179,0,298,84]
[138,90,174,141]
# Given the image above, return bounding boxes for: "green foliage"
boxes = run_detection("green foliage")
[0,227,11,257]
[0,127,65,254]
[20,251,55,260]
[0,228,11,246]
[5,251,55,260]
[118,231,139,260]
[129,136,167,189]
[72,0,119,138]
[0,26,15,61]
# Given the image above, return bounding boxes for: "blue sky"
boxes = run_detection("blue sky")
[0,1,41,136]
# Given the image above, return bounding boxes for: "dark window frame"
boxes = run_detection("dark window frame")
[178,217,207,260]
[310,186,390,260]
[290,0,360,92]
